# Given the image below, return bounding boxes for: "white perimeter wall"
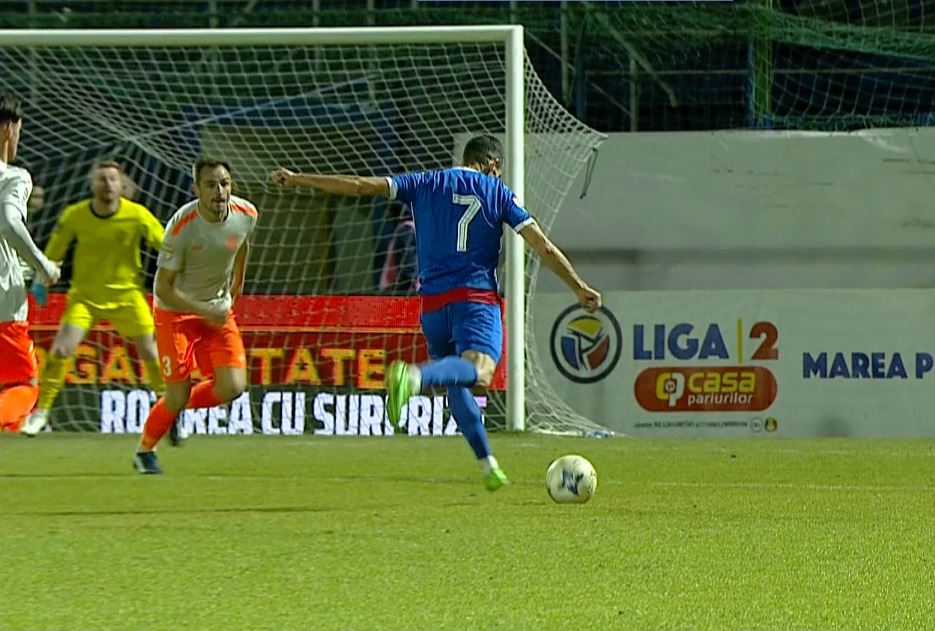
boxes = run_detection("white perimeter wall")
[538,127,935,292]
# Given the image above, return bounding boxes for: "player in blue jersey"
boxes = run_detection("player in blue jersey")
[269,135,601,491]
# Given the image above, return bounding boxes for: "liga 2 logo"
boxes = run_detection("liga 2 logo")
[634,366,777,412]
[549,305,622,384]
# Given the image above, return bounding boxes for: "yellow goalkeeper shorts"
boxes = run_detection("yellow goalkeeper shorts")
[60,290,155,339]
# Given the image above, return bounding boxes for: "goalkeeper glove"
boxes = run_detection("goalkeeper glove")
[30,278,48,307]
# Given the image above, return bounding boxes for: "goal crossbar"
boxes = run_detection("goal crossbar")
[0,27,521,47]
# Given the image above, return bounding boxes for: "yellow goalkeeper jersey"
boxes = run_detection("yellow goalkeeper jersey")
[45,197,164,308]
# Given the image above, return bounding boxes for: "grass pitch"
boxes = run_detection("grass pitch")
[1,434,933,630]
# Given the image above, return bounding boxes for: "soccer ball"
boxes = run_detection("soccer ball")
[546,455,598,504]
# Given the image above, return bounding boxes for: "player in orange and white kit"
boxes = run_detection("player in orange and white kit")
[133,158,257,473]
[0,92,60,431]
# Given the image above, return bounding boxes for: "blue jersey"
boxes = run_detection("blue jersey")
[388,167,533,295]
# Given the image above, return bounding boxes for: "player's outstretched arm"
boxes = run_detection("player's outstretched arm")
[154,267,227,325]
[519,221,601,313]
[0,192,59,284]
[268,168,390,197]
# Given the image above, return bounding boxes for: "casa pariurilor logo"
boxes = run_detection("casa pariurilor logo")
[550,305,622,384]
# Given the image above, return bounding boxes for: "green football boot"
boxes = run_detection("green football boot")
[386,360,411,432]
[484,467,509,492]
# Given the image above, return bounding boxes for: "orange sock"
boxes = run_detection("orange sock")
[138,381,225,450]
[0,384,39,431]
[187,381,224,409]
[139,398,178,451]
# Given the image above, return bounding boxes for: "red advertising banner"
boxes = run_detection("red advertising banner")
[28,294,508,391]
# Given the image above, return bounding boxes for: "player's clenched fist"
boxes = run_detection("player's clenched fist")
[267,168,295,187]
[39,261,61,287]
[576,286,602,313]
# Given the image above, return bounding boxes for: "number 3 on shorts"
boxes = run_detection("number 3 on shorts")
[161,355,173,377]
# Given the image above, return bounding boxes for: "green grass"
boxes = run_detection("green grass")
[1,434,934,631]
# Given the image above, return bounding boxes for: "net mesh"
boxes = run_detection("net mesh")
[4,2,934,133]
[0,35,607,436]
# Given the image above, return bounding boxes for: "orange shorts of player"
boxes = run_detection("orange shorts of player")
[0,321,38,385]
[153,307,247,384]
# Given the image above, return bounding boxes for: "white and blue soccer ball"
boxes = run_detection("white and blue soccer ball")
[546,455,597,504]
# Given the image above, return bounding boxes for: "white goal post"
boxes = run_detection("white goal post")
[0,26,604,435]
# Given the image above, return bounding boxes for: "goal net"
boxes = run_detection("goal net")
[0,28,607,437]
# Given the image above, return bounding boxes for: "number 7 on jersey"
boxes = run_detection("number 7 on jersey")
[453,193,482,252]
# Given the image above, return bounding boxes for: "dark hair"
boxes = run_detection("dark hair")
[0,92,23,125]
[192,158,232,185]
[461,134,502,166]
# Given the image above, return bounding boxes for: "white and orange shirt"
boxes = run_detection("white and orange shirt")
[155,195,257,313]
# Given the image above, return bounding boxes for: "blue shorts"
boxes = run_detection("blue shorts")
[420,301,503,363]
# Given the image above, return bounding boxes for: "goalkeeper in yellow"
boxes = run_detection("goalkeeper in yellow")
[20,160,169,436]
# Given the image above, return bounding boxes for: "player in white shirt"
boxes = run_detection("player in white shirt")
[134,158,257,474]
[0,92,60,431]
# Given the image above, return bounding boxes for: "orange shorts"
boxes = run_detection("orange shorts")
[154,307,247,384]
[0,321,38,385]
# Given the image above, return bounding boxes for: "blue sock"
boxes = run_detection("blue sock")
[420,357,478,388]
[447,386,491,459]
